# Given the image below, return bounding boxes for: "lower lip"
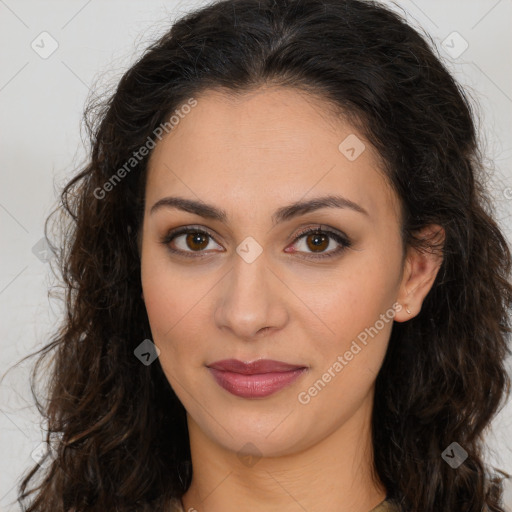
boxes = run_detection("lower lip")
[208,367,307,398]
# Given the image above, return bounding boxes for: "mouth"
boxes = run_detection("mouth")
[206,359,308,399]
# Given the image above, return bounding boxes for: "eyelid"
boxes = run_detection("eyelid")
[161,225,222,255]
[287,225,352,259]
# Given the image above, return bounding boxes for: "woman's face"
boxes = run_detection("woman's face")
[140,86,417,457]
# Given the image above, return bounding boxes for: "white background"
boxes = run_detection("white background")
[0,0,511,510]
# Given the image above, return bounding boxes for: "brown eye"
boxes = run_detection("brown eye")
[161,227,222,257]
[289,226,352,260]
[305,232,330,252]
[185,232,210,251]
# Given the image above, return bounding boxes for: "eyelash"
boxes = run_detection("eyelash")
[160,224,352,260]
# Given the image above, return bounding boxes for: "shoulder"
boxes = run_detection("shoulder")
[169,496,397,512]
[370,500,400,512]
[167,497,400,512]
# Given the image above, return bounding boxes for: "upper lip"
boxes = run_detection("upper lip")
[207,359,306,374]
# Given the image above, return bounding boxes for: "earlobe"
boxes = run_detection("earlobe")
[394,224,445,323]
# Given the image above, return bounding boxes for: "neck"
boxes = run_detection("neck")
[180,389,386,512]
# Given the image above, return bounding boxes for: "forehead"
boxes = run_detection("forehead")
[145,86,401,225]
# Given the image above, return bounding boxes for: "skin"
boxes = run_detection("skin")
[139,86,444,512]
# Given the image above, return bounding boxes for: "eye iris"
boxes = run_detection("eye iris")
[306,232,328,252]
[186,232,209,251]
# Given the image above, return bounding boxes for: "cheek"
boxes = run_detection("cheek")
[141,247,203,360]
[141,256,178,337]
[294,271,396,415]
[316,250,398,325]
[142,276,207,396]
[300,244,401,369]
[141,238,200,326]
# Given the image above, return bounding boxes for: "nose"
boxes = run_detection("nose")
[214,250,288,340]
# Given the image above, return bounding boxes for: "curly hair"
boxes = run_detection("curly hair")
[7,0,511,510]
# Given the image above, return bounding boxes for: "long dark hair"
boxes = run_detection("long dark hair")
[8,0,512,510]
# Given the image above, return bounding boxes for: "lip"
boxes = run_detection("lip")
[208,358,305,374]
[207,359,308,398]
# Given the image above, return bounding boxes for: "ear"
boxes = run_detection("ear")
[394,224,445,323]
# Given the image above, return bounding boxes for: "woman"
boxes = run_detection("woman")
[13,0,512,510]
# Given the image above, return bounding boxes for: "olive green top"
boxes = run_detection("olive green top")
[370,500,399,512]
[167,496,398,511]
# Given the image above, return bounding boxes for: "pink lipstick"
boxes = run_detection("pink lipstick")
[207,359,307,399]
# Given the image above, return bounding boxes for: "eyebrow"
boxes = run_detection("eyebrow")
[149,194,369,225]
